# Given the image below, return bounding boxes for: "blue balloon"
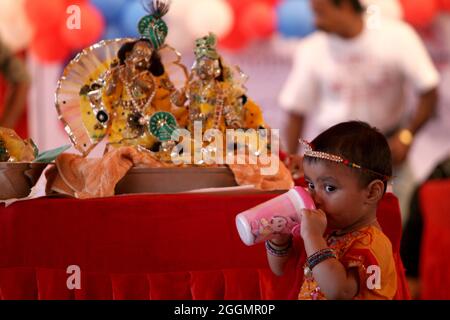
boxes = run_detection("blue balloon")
[277,0,316,38]
[92,0,128,24]
[103,25,127,40]
[119,0,147,38]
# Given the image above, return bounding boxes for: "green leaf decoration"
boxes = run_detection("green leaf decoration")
[33,145,72,163]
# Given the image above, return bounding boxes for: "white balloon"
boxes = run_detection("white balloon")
[362,0,403,20]
[0,0,33,52]
[186,0,234,39]
[169,0,192,20]
[166,0,195,52]
[0,0,17,20]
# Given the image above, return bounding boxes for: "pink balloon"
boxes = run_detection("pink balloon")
[400,0,438,28]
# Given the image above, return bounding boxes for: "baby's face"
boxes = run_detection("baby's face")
[303,160,367,230]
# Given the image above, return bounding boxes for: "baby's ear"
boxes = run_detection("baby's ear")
[365,180,385,205]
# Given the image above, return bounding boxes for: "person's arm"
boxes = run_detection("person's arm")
[390,22,440,165]
[284,112,305,155]
[302,233,359,300]
[407,87,438,135]
[389,87,438,165]
[0,81,29,128]
[300,209,358,300]
[279,40,317,155]
[282,112,305,179]
[266,234,294,276]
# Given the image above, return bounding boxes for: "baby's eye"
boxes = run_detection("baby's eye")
[307,182,315,190]
[325,185,336,193]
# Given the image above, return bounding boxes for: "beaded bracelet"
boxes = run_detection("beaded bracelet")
[306,248,337,271]
[265,239,292,257]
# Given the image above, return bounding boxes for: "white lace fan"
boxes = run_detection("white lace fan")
[55,38,133,156]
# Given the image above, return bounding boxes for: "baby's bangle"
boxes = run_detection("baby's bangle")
[268,238,291,249]
[265,239,292,257]
[305,248,337,271]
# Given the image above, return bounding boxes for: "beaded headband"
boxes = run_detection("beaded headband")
[300,139,391,182]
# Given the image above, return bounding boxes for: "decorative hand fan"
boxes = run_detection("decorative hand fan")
[55,38,133,156]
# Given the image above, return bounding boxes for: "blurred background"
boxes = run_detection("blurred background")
[0,0,448,181]
[1,0,450,299]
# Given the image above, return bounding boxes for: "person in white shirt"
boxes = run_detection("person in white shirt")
[280,0,439,168]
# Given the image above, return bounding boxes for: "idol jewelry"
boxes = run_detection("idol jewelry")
[119,69,156,113]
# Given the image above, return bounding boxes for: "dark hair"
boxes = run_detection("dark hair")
[304,121,392,193]
[331,0,365,14]
[117,39,165,76]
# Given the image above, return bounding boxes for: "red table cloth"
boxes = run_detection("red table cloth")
[0,192,409,300]
[420,179,450,299]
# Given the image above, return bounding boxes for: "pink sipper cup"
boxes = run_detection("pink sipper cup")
[235,187,315,246]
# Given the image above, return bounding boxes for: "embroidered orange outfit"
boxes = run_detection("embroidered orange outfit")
[299,226,397,300]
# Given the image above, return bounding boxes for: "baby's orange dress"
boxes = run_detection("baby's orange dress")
[299,226,397,300]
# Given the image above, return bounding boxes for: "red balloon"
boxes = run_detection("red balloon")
[60,3,105,50]
[24,0,66,31]
[400,0,438,28]
[227,0,252,12]
[64,0,88,5]
[219,27,250,51]
[30,32,71,63]
[261,0,280,6]
[240,2,277,39]
[220,0,252,50]
[437,0,450,11]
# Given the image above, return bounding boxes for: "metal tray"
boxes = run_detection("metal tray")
[0,162,47,200]
[115,167,238,194]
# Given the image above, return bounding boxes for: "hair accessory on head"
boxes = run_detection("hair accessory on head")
[138,0,171,49]
[300,139,390,181]
[194,33,220,60]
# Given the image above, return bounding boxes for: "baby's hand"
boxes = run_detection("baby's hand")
[270,233,292,246]
[299,209,327,240]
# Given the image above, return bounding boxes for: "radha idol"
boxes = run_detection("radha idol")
[56,0,189,157]
[187,33,267,134]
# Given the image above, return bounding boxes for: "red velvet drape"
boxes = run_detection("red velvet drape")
[0,192,409,300]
